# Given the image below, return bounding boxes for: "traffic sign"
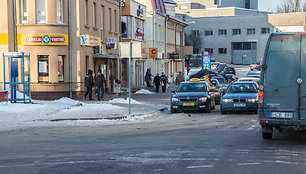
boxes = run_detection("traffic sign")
[202,52,211,70]
[149,48,157,58]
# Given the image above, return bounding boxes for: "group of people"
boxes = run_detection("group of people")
[84,70,106,101]
[145,69,185,93]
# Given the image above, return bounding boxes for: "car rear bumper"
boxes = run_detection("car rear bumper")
[221,102,258,112]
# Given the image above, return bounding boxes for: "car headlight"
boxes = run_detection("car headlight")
[200,97,207,102]
[222,98,232,102]
[247,98,258,102]
[172,98,179,102]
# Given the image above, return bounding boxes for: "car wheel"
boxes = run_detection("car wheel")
[262,131,272,140]
[205,103,211,113]
[171,107,176,113]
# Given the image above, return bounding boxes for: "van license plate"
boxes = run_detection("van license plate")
[183,103,195,106]
[271,112,293,118]
[234,103,246,107]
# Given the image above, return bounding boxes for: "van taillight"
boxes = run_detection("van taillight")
[259,85,264,108]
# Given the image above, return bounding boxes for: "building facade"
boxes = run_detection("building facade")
[164,0,188,83]
[136,0,167,77]
[174,0,258,10]
[120,0,147,88]
[177,7,273,64]
[0,0,120,99]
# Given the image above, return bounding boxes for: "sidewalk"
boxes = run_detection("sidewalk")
[0,84,177,132]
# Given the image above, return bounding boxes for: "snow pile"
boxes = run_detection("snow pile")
[0,102,45,113]
[135,89,154,94]
[5,88,30,99]
[109,98,142,104]
[61,103,121,113]
[53,97,82,105]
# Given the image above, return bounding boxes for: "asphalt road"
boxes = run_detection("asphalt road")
[2,104,306,174]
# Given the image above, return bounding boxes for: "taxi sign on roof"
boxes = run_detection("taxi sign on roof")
[190,78,200,82]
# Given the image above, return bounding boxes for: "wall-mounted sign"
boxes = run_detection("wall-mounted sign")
[21,34,68,45]
[168,53,179,59]
[202,52,211,70]
[137,5,144,17]
[80,35,100,47]
[106,37,117,50]
[149,48,157,59]
[135,28,144,38]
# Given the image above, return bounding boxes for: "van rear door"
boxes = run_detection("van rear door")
[299,35,306,119]
[263,34,300,119]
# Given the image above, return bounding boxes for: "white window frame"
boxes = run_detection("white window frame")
[21,0,28,23]
[108,8,112,32]
[36,0,47,23]
[101,5,104,41]
[85,0,88,26]
[57,0,64,23]
[93,2,97,28]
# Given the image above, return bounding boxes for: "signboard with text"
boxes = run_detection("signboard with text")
[202,52,211,70]
[21,34,68,46]
[80,35,101,47]
[149,48,158,58]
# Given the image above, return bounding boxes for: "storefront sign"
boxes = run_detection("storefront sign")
[80,35,101,47]
[137,5,144,17]
[106,37,117,50]
[21,34,68,45]
[149,48,157,59]
[168,53,179,59]
[202,52,211,70]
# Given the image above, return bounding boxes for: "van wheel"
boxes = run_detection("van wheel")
[262,132,272,140]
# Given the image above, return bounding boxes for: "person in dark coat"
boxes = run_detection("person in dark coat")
[94,70,106,101]
[84,70,94,100]
[160,72,168,93]
[145,69,152,87]
[153,73,161,93]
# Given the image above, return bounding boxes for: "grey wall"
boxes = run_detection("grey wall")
[219,0,258,10]
[184,14,273,64]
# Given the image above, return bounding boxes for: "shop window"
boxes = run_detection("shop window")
[38,55,49,82]
[21,0,28,23]
[58,56,64,82]
[57,0,63,23]
[37,0,47,23]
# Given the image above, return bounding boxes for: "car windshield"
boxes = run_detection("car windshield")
[227,83,258,93]
[177,83,207,92]
[213,77,226,84]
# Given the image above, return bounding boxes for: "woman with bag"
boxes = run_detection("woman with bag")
[160,72,168,93]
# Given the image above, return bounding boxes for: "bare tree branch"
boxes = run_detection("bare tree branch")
[277,0,304,13]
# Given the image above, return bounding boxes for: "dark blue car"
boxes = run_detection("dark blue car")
[221,82,258,114]
[171,80,215,113]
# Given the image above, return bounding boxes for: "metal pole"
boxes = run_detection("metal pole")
[13,0,17,52]
[68,0,72,98]
[129,42,132,115]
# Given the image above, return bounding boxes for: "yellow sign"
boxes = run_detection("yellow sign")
[190,78,200,82]
[0,33,8,45]
[21,34,69,45]
[149,48,158,58]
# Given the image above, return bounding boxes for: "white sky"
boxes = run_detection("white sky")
[259,0,306,12]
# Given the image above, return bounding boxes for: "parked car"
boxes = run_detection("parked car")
[250,62,262,71]
[211,62,220,70]
[171,79,215,113]
[216,63,227,73]
[189,69,218,79]
[224,67,236,75]
[259,33,306,139]
[212,75,228,95]
[238,77,260,86]
[246,71,261,78]
[221,81,258,114]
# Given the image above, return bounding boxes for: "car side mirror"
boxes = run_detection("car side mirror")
[171,89,176,93]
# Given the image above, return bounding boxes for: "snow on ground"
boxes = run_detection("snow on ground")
[231,65,251,78]
[53,97,82,105]
[109,98,142,104]
[135,89,154,94]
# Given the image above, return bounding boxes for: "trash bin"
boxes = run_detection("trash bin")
[0,90,8,102]
[113,80,121,93]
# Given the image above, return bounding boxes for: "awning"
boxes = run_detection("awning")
[93,54,121,59]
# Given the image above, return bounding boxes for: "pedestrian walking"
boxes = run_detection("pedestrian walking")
[94,70,106,101]
[145,69,152,87]
[153,73,161,93]
[160,72,168,93]
[186,64,190,75]
[84,70,94,100]
[175,71,185,86]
